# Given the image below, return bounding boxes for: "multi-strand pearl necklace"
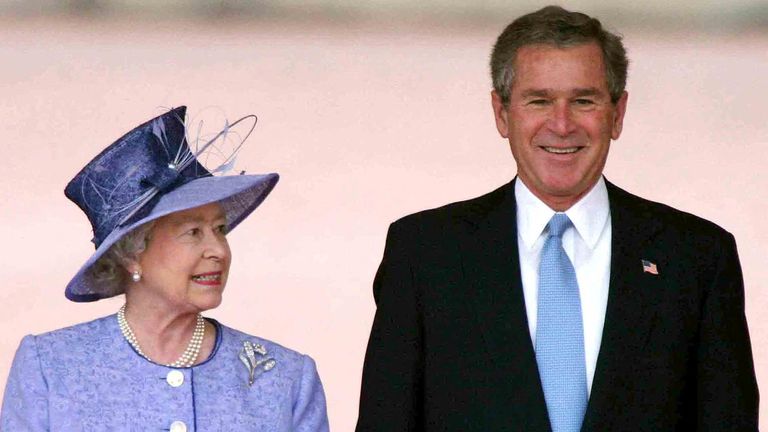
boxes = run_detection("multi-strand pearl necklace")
[117,304,205,368]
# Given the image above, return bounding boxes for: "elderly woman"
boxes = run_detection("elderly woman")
[0,107,329,431]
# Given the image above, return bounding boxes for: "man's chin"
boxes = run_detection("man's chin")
[530,178,597,210]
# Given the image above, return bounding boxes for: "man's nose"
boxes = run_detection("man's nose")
[547,101,576,136]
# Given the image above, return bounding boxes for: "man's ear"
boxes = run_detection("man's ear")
[611,91,628,140]
[491,90,510,138]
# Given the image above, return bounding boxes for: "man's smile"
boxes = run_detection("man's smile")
[540,146,584,154]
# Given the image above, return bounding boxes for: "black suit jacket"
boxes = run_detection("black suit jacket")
[356,180,758,431]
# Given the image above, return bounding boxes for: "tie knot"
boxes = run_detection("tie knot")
[547,213,571,238]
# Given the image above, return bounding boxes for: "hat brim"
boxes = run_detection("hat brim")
[64,173,279,302]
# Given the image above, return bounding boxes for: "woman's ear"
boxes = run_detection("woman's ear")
[120,258,142,283]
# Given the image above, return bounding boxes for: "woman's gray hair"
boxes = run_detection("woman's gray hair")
[87,221,155,297]
[490,5,629,106]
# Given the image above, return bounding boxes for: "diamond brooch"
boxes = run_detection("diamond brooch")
[238,340,276,386]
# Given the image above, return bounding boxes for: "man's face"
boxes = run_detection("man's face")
[491,42,628,210]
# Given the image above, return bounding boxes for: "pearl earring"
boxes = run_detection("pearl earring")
[131,270,141,282]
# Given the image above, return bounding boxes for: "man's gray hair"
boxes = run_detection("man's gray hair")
[87,221,155,297]
[490,5,628,106]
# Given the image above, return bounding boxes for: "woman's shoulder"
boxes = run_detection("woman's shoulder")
[31,314,115,342]
[23,314,119,358]
[36,314,114,336]
[212,321,318,373]
[10,315,120,373]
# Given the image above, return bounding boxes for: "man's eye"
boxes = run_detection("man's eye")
[574,98,595,105]
[528,99,549,105]
[186,228,201,236]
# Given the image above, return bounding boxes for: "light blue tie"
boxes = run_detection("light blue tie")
[535,213,588,432]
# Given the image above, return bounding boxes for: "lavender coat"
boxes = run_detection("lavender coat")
[1,315,329,431]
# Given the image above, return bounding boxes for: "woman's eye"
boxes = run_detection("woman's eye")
[186,228,201,236]
[217,225,228,235]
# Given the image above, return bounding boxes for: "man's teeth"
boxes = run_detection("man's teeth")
[543,147,580,154]
[193,274,220,281]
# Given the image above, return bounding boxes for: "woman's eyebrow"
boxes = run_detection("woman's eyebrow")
[171,214,227,226]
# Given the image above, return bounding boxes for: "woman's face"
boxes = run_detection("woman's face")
[133,202,231,314]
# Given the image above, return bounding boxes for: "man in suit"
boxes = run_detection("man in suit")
[356,5,759,432]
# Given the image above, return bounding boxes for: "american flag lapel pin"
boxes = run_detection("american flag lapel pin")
[641,259,659,275]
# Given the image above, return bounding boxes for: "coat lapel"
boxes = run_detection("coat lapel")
[455,179,667,430]
[582,182,667,431]
[458,181,551,430]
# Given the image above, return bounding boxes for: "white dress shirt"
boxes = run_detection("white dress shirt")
[515,176,611,395]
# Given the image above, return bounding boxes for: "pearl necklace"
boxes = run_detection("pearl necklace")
[117,305,205,368]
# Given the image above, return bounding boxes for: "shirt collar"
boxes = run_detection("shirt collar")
[515,176,609,251]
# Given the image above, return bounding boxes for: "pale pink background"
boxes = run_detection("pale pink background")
[0,17,765,430]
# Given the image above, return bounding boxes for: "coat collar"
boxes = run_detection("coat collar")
[515,177,610,251]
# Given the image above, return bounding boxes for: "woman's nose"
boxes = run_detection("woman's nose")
[202,231,229,261]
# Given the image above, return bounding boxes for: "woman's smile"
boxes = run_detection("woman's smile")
[191,271,223,286]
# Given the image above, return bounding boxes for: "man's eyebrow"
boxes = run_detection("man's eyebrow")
[572,87,602,97]
[519,88,606,98]
[520,89,552,98]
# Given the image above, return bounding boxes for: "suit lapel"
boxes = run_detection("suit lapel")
[455,179,667,430]
[582,182,667,431]
[458,181,551,430]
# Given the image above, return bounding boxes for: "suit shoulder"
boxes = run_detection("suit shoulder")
[390,183,510,233]
[610,183,733,241]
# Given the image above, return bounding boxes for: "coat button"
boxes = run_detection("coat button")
[169,420,187,432]
[166,370,184,387]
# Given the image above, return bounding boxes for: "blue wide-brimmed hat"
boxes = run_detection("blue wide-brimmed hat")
[64,106,279,302]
